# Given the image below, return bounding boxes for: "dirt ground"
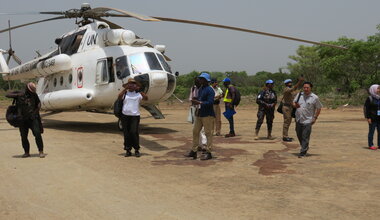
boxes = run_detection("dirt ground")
[0,101,379,220]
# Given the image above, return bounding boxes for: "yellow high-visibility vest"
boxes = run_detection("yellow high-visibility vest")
[224,88,232,103]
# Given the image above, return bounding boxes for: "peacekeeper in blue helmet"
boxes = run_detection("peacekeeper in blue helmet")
[254,79,277,140]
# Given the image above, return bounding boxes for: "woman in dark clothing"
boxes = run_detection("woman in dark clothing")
[6,82,45,158]
[364,84,380,150]
[118,78,148,157]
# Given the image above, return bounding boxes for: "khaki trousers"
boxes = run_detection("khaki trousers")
[213,104,221,134]
[282,105,293,138]
[192,116,215,153]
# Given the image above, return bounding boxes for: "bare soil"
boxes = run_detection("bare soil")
[0,101,379,219]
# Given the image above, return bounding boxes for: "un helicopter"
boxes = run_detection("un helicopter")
[0,3,346,128]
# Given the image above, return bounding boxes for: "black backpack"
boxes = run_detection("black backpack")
[6,99,22,127]
[113,94,125,118]
[232,87,241,106]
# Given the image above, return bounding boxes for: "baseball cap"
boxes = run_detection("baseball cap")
[198,72,211,82]
[223,77,231,82]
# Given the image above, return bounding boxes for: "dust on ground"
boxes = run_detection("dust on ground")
[0,101,379,219]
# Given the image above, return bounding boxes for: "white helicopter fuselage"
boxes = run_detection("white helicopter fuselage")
[1,21,176,118]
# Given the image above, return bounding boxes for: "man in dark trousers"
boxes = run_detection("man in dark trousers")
[185,72,215,160]
[255,79,277,140]
[293,82,322,158]
[222,77,237,137]
[6,82,45,158]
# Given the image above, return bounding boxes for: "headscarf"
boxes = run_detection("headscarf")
[369,84,380,100]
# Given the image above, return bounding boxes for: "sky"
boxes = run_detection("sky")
[0,0,380,75]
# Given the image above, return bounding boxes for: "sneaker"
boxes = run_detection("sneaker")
[125,150,132,157]
[369,146,377,150]
[39,151,45,158]
[201,152,212,160]
[135,150,141,157]
[225,133,235,138]
[282,137,293,142]
[22,153,30,158]
[298,152,306,158]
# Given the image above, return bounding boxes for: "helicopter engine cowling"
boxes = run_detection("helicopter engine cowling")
[104,29,136,46]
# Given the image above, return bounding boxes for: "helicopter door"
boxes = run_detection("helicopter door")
[95,57,115,84]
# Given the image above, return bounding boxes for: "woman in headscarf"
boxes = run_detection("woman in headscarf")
[118,78,148,157]
[364,84,380,150]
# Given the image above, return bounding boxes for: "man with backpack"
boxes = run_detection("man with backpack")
[255,79,277,140]
[6,82,45,158]
[222,77,240,137]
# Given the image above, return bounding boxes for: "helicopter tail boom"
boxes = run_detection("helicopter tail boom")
[4,54,71,81]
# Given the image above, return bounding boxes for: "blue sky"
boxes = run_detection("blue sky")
[1,0,379,75]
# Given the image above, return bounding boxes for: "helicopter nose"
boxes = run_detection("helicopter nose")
[150,72,166,86]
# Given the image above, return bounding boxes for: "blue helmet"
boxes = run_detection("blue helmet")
[284,79,292,84]
[223,77,231,82]
[198,72,211,82]
[265,79,274,84]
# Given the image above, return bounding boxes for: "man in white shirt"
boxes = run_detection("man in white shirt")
[293,82,322,158]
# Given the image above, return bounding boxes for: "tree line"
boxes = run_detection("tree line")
[173,25,380,107]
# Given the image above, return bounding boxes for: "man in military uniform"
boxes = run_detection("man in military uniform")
[255,79,277,140]
[281,76,303,142]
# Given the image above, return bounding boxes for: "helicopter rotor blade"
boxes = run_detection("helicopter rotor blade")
[6,54,11,65]
[89,7,160,22]
[0,16,66,33]
[0,12,40,15]
[12,54,22,65]
[8,20,12,49]
[145,16,347,50]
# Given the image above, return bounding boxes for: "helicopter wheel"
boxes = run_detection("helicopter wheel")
[117,118,123,131]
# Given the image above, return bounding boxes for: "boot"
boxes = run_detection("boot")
[184,150,197,159]
[267,130,272,139]
[201,152,212,160]
[254,129,259,140]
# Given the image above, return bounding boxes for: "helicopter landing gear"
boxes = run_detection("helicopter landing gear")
[118,118,123,131]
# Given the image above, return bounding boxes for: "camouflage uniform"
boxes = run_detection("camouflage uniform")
[255,89,277,136]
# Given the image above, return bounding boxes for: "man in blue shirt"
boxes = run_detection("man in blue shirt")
[185,72,215,160]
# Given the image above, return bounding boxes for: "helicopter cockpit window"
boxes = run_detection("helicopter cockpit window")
[116,56,130,79]
[157,53,172,73]
[129,52,163,74]
[145,52,163,71]
[58,29,87,55]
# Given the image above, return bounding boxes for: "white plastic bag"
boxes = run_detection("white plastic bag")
[187,106,196,123]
